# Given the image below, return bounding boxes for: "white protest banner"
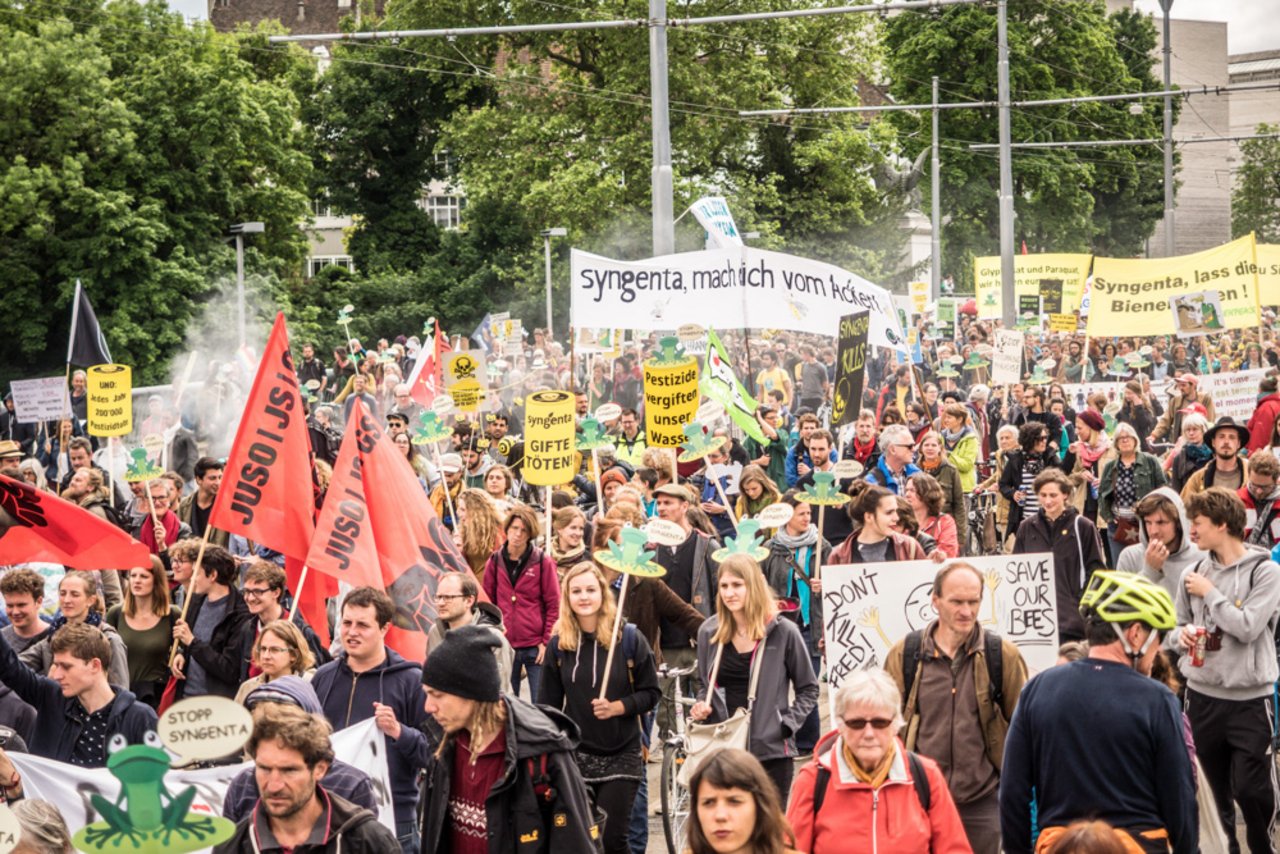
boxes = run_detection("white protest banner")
[9,376,71,424]
[991,329,1024,385]
[1062,381,1124,414]
[571,247,908,351]
[11,718,395,844]
[689,196,744,249]
[1201,368,1268,423]
[822,554,1059,716]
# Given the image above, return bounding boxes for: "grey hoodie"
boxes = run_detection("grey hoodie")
[1175,543,1280,700]
[1116,487,1207,604]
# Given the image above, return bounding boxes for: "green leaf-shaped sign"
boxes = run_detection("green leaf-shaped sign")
[595,526,666,577]
[677,422,727,463]
[576,417,615,452]
[712,519,770,562]
[123,448,165,483]
[799,471,851,506]
[412,411,453,445]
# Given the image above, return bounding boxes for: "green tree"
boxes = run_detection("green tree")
[1232,124,1280,243]
[883,1,1172,287]
[0,0,314,384]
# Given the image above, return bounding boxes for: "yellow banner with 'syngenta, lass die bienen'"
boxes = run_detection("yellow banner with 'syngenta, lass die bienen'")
[1258,243,1280,306]
[1085,234,1262,337]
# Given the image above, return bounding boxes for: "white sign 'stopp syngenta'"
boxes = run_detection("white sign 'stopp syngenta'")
[570,247,908,351]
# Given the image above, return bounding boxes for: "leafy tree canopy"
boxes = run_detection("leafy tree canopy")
[1232,123,1280,244]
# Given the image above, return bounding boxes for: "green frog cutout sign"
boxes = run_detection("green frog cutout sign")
[123,448,164,483]
[411,411,452,446]
[73,732,235,853]
[712,519,769,562]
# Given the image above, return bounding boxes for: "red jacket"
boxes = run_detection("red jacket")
[482,545,560,649]
[1246,392,1280,453]
[787,731,972,854]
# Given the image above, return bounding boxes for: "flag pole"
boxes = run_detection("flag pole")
[285,564,311,622]
[143,479,167,554]
[167,522,214,666]
[598,573,630,701]
[63,280,83,423]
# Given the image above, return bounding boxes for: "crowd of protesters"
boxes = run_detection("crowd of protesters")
[3,308,1280,854]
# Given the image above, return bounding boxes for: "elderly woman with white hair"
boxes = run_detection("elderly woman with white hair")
[1099,421,1168,565]
[1165,412,1212,494]
[786,668,971,854]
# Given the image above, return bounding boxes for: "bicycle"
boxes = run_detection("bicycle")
[657,662,698,854]
[966,490,1002,556]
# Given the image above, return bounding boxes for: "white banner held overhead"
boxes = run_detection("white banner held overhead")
[11,718,395,844]
[822,554,1059,717]
[570,247,908,351]
[9,376,72,424]
[689,196,744,249]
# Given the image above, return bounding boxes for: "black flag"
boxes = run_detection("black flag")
[67,280,112,366]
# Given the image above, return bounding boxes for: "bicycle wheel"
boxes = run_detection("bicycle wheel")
[661,743,691,854]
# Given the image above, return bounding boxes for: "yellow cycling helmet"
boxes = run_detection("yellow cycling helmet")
[1079,570,1176,631]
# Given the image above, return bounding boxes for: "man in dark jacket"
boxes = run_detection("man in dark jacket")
[0,622,156,766]
[1011,469,1106,643]
[419,624,601,854]
[311,587,431,854]
[215,703,397,853]
[172,546,253,699]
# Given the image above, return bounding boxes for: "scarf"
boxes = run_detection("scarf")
[773,525,820,624]
[141,511,181,554]
[1183,443,1213,468]
[51,610,103,632]
[919,457,942,474]
[552,542,586,568]
[941,425,972,452]
[851,438,876,464]
[847,739,896,789]
[1077,434,1111,467]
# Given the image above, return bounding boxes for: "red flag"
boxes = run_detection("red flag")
[1021,239,1029,255]
[407,318,450,407]
[306,399,469,661]
[0,475,149,569]
[286,555,335,649]
[211,312,315,559]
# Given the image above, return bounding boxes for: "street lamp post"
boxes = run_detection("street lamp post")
[542,228,567,342]
[229,221,265,349]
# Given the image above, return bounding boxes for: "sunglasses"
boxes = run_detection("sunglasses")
[841,717,894,731]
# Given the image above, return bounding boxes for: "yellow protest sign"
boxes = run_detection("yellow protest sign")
[1259,244,1280,306]
[1086,235,1262,337]
[909,281,929,315]
[974,253,1093,319]
[87,364,132,437]
[523,391,576,486]
[444,351,487,411]
[1048,314,1078,333]
[643,338,700,448]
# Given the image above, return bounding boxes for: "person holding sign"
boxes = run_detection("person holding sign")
[539,562,660,854]
[884,562,1029,854]
[690,553,818,806]
[762,493,832,755]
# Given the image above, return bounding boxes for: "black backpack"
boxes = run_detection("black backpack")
[812,749,931,818]
[902,629,1005,714]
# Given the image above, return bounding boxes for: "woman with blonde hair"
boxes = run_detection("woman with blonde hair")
[105,556,178,709]
[735,464,783,536]
[453,488,504,579]
[539,561,660,854]
[550,505,588,577]
[690,553,819,806]
[234,619,317,705]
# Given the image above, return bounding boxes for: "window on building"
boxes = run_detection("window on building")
[306,256,355,278]
[424,194,462,230]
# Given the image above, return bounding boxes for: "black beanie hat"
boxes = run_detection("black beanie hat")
[422,624,503,702]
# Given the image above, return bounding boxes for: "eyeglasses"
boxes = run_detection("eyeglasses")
[242,587,275,599]
[435,593,469,601]
[841,717,894,731]
[258,646,290,656]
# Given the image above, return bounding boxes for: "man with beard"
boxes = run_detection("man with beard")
[217,704,396,852]
[1180,417,1250,502]
[177,457,228,546]
[424,572,513,688]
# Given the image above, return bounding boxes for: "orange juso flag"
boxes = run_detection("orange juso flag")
[306,399,470,661]
[210,313,316,559]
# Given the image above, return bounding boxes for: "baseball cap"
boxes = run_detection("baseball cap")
[1177,402,1209,417]
[439,453,463,473]
[1174,372,1198,385]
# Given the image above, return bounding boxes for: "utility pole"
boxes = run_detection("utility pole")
[650,0,675,256]
[931,75,942,301]
[997,0,1015,328]
[1159,0,1175,256]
